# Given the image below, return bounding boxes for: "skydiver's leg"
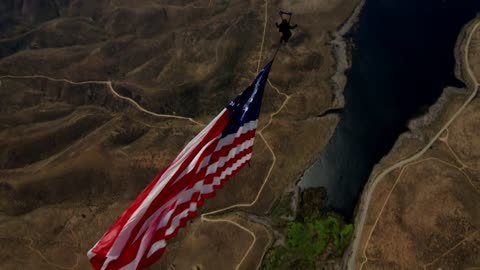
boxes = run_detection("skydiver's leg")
[284,31,292,43]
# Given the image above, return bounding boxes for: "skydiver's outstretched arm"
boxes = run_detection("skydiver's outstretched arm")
[290,24,297,29]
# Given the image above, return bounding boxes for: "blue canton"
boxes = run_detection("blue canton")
[222,62,272,137]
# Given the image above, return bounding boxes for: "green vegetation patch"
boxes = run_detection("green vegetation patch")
[263,213,353,270]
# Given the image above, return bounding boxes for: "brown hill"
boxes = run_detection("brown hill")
[0,0,359,269]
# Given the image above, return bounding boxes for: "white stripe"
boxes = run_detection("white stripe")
[100,257,114,270]
[173,136,220,185]
[97,112,256,266]
[131,137,255,243]
[119,215,159,270]
[92,112,251,260]
[209,152,252,190]
[105,109,227,258]
[214,120,257,152]
[157,151,253,236]
[147,240,166,258]
[145,152,253,259]
[87,250,95,259]
[120,201,194,270]
[173,120,257,185]
[174,109,227,160]
[206,137,254,175]
[166,202,197,235]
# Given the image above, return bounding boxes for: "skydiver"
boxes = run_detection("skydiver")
[276,19,297,44]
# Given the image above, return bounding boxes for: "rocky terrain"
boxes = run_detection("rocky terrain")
[0,0,360,269]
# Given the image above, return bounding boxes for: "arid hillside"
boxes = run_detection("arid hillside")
[0,0,360,269]
[349,18,480,270]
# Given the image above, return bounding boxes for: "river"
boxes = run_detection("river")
[299,0,480,220]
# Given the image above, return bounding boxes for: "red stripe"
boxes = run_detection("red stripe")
[154,134,222,204]
[89,114,260,269]
[89,255,107,270]
[91,163,172,257]
[140,154,252,269]
[209,129,256,165]
[146,147,253,254]
[104,202,178,270]
[144,142,254,230]
[117,134,227,253]
[110,115,228,261]
[121,141,254,260]
[115,147,253,269]
[157,147,253,240]
[160,129,256,200]
[130,144,254,253]
[203,132,256,186]
[116,134,223,257]
[133,128,255,223]
[90,110,230,261]
[140,246,166,269]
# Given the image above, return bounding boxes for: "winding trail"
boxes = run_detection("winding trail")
[0,235,78,270]
[357,156,479,269]
[422,231,479,269]
[0,75,204,126]
[199,215,258,269]
[23,236,80,270]
[347,19,480,270]
[442,128,480,172]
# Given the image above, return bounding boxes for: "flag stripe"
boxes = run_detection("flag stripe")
[102,110,230,259]
[142,151,253,267]
[135,121,257,220]
[112,134,255,270]
[92,110,230,258]
[159,147,254,238]
[106,145,254,270]
[120,133,226,251]
[131,136,255,246]
[173,119,257,185]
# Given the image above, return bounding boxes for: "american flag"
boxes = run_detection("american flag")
[87,62,273,270]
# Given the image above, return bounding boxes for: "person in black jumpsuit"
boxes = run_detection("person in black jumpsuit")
[276,19,297,44]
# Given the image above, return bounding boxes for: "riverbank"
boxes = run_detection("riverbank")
[330,0,366,108]
[290,0,367,217]
[258,1,368,268]
[345,17,480,269]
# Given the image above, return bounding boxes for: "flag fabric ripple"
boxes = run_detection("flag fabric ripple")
[87,62,273,270]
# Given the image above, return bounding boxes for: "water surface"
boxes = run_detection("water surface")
[300,0,480,220]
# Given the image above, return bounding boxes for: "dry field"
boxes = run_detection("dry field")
[0,0,360,269]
